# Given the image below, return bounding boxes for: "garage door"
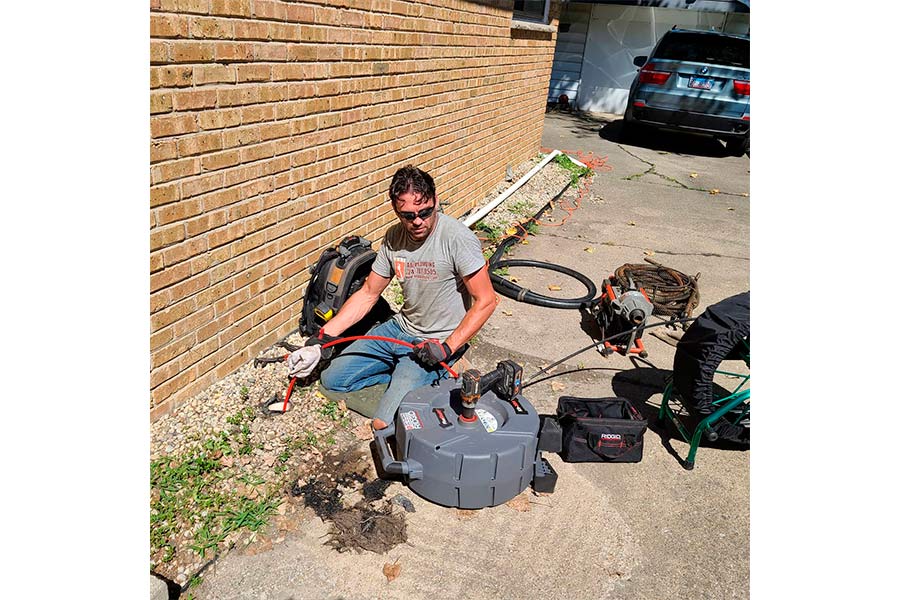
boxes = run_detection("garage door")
[547,2,591,104]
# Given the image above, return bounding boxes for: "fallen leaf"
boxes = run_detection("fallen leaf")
[509,276,520,283]
[548,285,562,291]
[627,221,636,226]
[506,227,518,236]
[643,250,655,256]
[506,491,532,512]
[689,172,698,178]
[550,381,566,392]
[741,192,749,197]
[709,189,720,195]
[383,560,402,582]
[584,247,594,253]
[353,424,374,441]
[521,240,529,245]
[501,310,513,316]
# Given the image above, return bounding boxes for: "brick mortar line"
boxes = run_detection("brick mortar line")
[150,60,553,107]
[151,1,514,20]
[149,70,552,141]
[149,7,518,32]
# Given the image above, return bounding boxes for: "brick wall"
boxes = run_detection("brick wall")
[150,0,559,420]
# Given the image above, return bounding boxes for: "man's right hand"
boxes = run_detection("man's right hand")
[304,329,337,360]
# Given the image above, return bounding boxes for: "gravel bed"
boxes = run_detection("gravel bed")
[468,154,577,237]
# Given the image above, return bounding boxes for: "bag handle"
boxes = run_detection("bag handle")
[585,431,636,460]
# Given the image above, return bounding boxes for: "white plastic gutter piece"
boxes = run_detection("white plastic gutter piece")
[462,150,587,228]
[463,150,560,228]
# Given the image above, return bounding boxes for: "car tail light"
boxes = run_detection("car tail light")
[638,64,671,85]
[733,80,750,96]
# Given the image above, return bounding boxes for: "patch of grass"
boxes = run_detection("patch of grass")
[319,399,342,421]
[507,199,534,217]
[553,153,593,185]
[151,412,284,566]
[475,221,504,243]
[151,449,229,563]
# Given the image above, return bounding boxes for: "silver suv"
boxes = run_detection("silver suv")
[624,28,750,156]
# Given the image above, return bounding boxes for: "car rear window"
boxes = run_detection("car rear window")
[654,33,749,68]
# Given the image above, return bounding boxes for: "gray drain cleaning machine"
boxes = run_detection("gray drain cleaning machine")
[373,360,557,509]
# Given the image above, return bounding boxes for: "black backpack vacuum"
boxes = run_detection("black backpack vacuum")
[299,235,395,342]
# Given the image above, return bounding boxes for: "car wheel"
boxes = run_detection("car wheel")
[726,136,749,157]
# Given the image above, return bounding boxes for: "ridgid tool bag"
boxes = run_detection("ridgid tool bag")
[299,235,394,339]
[556,397,648,463]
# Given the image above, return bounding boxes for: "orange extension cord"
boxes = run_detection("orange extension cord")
[477,150,612,247]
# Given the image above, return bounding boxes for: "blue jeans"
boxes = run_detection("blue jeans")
[319,318,462,423]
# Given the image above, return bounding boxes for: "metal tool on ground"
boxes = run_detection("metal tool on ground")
[373,360,555,509]
[588,277,655,357]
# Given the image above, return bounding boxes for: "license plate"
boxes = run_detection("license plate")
[689,76,713,90]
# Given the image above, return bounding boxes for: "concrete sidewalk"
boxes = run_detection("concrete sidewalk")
[194,112,750,600]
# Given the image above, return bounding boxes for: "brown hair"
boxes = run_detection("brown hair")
[388,165,436,204]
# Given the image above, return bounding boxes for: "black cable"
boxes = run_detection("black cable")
[486,180,601,309]
[522,316,698,386]
[490,258,597,309]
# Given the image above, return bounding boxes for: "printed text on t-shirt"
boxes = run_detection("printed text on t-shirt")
[394,258,437,282]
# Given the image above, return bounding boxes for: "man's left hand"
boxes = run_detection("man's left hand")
[414,338,452,367]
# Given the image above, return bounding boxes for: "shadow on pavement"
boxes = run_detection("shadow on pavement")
[599,119,731,158]
[546,108,735,159]
[611,361,749,468]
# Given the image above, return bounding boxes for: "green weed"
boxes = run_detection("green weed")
[553,153,593,185]
[319,399,342,421]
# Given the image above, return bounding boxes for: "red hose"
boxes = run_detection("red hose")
[320,335,459,379]
[276,334,459,412]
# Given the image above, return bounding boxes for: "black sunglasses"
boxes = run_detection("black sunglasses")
[396,204,435,222]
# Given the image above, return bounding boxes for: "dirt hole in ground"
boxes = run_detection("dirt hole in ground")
[290,447,408,553]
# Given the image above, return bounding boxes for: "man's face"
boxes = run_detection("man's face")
[393,190,437,242]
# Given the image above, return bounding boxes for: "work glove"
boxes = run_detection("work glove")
[287,346,322,378]
[414,338,452,367]
[287,330,337,378]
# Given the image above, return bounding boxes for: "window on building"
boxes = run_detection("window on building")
[513,0,550,24]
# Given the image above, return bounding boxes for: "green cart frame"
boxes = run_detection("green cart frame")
[659,339,749,470]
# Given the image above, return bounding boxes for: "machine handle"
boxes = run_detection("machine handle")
[372,422,423,480]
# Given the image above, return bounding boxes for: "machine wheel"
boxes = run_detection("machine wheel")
[672,291,750,444]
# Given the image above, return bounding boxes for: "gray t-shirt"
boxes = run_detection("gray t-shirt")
[372,213,486,339]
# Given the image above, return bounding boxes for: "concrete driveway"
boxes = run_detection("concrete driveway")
[194,112,750,600]
[478,111,751,599]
